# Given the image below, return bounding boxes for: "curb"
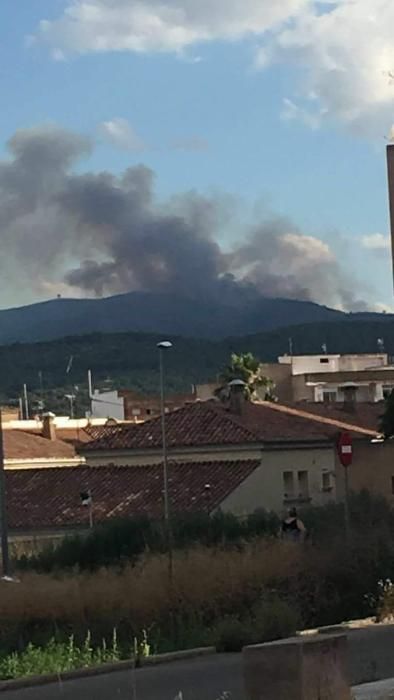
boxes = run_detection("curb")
[0,646,216,693]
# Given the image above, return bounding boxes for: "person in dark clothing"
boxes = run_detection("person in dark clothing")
[280,507,306,542]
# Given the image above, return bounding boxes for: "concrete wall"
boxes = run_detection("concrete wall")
[278,354,388,375]
[279,355,340,375]
[221,447,336,515]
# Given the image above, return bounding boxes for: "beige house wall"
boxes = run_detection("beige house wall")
[335,440,394,504]
[259,364,293,402]
[218,447,336,515]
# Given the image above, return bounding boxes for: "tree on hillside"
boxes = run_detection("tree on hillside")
[215,352,274,402]
[380,390,394,438]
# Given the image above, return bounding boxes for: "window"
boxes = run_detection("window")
[322,390,337,403]
[322,472,332,492]
[298,470,309,499]
[320,358,329,364]
[283,471,294,499]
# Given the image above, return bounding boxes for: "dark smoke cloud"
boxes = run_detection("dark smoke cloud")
[0,124,372,310]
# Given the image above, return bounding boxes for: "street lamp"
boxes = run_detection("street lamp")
[157,341,173,580]
[0,409,10,579]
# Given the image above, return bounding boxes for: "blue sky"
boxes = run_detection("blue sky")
[0,1,393,310]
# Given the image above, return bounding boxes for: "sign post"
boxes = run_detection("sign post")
[337,432,353,541]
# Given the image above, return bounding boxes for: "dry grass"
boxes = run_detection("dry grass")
[0,541,300,633]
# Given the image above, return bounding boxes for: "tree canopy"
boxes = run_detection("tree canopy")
[215,352,274,402]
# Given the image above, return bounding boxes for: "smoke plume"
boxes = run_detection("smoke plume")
[0,124,370,310]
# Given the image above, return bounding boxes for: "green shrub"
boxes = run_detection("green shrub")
[0,630,124,680]
[213,617,252,653]
[251,597,299,643]
[213,597,298,652]
[18,509,279,573]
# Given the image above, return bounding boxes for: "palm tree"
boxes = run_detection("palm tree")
[215,352,274,402]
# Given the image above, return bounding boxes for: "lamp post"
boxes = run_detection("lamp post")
[0,409,10,578]
[157,341,173,580]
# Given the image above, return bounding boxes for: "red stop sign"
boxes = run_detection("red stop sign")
[337,431,353,467]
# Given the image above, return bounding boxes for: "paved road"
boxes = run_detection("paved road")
[3,623,394,700]
[0,655,244,700]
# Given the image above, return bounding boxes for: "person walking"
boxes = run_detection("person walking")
[280,507,306,542]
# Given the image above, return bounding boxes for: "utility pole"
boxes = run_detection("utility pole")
[23,384,29,420]
[0,409,10,578]
[158,341,173,582]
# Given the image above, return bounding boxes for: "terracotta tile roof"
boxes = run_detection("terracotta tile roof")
[83,402,258,452]
[83,399,375,454]
[54,428,94,446]
[236,402,377,439]
[4,431,78,462]
[6,460,260,530]
[285,401,383,433]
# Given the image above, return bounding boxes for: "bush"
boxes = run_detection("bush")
[213,617,252,653]
[18,509,280,573]
[213,597,299,652]
[251,597,299,643]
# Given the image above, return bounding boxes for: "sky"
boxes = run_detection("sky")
[0,0,393,311]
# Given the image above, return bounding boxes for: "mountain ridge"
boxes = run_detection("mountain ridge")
[0,291,392,344]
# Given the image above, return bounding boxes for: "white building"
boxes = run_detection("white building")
[90,390,125,420]
[260,353,394,404]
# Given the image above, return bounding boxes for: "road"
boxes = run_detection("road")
[0,655,244,700]
[3,623,394,699]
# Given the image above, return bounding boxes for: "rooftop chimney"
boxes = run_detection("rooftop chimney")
[42,412,56,441]
[228,379,246,416]
[386,145,394,287]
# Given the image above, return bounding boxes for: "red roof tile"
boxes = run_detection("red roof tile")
[83,399,375,454]
[6,460,259,530]
[3,431,78,461]
[285,401,382,432]
[233,402,377,439]
[84,402,258,452]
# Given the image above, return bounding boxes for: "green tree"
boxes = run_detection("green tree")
[380,390,394,438]
[215,352,274,401]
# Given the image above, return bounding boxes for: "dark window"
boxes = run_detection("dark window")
[283,471,294,498]
[298,470,309,498]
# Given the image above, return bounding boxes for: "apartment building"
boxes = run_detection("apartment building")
[259,353,394,403]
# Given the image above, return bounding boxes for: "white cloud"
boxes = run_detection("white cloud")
[37,0,310,55]
[98,118,145,151]
[37,1,394,133]
[259,0,394,134]
[361,233,390,251]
